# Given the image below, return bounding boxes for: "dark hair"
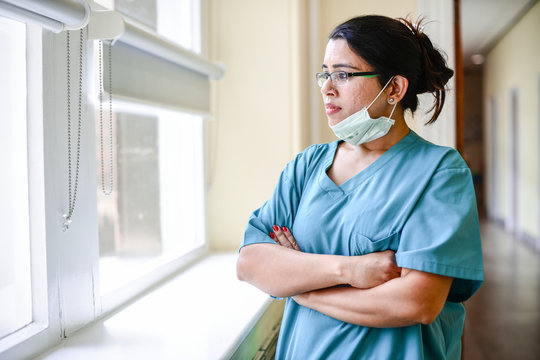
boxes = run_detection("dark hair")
[329,15,454,124]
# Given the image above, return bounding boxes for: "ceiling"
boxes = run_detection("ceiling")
[460,0,537,66]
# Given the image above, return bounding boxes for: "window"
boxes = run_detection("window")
[0,0,222,357]
[0,16,31,340]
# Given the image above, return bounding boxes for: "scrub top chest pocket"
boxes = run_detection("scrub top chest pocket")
[350,232,400,256]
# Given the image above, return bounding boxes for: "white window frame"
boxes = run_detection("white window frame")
[0,23,59,360]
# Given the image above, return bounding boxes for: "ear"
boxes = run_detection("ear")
[386,75,408,103]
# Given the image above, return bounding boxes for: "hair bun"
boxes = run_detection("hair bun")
[398,17,454,123]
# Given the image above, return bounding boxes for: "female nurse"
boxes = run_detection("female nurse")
[237,15,484,360]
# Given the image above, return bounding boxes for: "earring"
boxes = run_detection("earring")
[388,98,394,104]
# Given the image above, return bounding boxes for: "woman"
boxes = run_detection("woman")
[237,15,483,359]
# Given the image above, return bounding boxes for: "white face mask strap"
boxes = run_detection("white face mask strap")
[388,102,398,121]
[367,76,395,109]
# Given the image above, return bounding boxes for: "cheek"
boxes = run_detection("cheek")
[341,90,366,116]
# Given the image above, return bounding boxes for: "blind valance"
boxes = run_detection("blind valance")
[0,0,88,32]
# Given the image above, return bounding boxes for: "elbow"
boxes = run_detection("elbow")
[411,302,445,325]
[236,244,287,297]
[236,249,249,282]
[418,312,438,325]
[236,245,261,282]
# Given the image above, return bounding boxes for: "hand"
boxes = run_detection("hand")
[270,225,301,251]
[345,250,401,289]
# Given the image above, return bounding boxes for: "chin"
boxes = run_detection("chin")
[327,116,345,127]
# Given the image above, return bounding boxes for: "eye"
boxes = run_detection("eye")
[316,72,329,80]
[336,72,348,80]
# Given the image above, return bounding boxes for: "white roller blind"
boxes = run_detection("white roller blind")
[108,13,224,115]
[108,39,211,115]
[121,18,224,80]
[0,0,225,116]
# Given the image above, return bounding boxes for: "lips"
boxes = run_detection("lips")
[325,103,341,115]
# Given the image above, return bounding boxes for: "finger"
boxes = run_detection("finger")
[275,225,297,249]
[273,225,293,249]
[281,226,300,251]
[269,231,279,244]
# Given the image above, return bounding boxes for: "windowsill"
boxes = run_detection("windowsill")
[36,252,272,360]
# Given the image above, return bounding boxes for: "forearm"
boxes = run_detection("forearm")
[293,269,453,327]
[237,243,347,298]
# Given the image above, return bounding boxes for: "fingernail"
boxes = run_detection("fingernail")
[282,226,287,232]
[273,225,279,231]
[269,232,275,239]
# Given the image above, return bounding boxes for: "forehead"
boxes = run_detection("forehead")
[322,38,371,70]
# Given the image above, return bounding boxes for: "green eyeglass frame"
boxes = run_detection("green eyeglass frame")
[316,71,379,87]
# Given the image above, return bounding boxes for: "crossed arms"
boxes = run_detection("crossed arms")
[237,225,453,327]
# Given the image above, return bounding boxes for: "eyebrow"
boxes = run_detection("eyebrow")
[321,63,361,70]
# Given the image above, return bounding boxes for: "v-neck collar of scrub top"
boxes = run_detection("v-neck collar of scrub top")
[319,130,418,197]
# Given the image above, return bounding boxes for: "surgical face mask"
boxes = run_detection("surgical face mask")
[330,77,397,146]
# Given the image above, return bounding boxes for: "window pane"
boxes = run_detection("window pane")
[111,0,200,51]
[0,17,32,338]
[115,0,157,30]
[157,0,200,51]
[97,111,205,294]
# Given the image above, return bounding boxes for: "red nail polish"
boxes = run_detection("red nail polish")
[282,226,287,232]
[269,232,275,239]
[273,225,279,231]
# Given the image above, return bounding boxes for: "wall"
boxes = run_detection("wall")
[206,0,296,250]
[484,1,540,240]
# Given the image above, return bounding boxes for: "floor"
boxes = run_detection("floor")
[463,221,540,360]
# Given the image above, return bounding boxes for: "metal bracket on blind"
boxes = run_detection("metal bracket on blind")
[86,0,124,42]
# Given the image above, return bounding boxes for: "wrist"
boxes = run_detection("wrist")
[336,256,352,285]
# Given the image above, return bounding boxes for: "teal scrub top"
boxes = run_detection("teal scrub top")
[241,131,484,360]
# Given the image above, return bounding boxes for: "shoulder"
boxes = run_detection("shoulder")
[281,142,337,184]
[407,132,468,173]
[289,141,337,169]
[298,141,336,158]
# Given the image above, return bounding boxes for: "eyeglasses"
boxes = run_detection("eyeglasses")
[315,71,379,87]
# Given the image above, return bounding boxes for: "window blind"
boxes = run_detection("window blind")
[109,16,223,116]
[0,0,225,116]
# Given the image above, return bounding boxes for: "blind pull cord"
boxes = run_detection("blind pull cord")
[63,28,85,232]
[99,40,113,196]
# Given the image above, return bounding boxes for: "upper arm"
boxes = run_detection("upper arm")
[399,268,453,324]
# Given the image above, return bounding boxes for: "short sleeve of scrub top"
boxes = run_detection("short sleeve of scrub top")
[396,150,483,302]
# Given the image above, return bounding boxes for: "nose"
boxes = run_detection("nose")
[320,77,335,96]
